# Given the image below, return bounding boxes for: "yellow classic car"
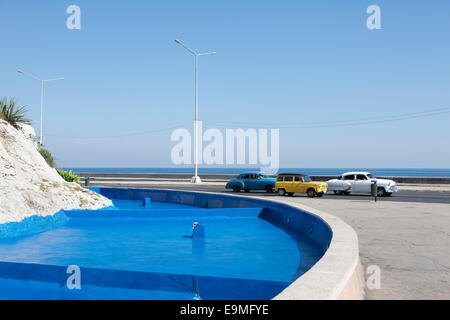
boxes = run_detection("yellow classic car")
[275,173,327,198]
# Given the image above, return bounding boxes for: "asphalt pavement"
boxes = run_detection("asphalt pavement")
[88,183,450,204]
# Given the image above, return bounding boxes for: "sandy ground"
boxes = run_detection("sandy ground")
[283,197,450,299]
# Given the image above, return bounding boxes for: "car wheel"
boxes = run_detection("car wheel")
[307,189,316,198]
[377,187,386,197]
[334,191,342,195]
[343,191,351,195]
[386,192,393,197]
[232,186,241,193]
[317,192,324,198]
[288,193,294,197]
[265,185,274,193]
[278,189,286,196]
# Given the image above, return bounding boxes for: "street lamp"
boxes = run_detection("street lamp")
[18,70,64,146]
[174,39,216,184]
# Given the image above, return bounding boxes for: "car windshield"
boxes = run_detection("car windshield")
[303,175,312,182]
[367,174,374,178]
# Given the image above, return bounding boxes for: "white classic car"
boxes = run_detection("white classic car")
[327,172,398,197]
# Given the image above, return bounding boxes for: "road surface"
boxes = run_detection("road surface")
[88,182,450,204]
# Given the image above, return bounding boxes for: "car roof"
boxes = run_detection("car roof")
[342,172,371,176]
[278,173,309,176]
[238,171,262,175]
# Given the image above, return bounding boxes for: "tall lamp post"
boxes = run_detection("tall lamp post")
[175,39,216,184]
[18,70,64,146]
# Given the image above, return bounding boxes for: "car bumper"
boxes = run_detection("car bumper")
[387,185,398,193]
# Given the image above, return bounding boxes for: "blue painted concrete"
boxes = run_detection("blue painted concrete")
[0,261,287,300]
[0,278,197,300]
[144,197,152,208]
[0,188,332,300]
[94,188,333,252]
[0,214,301,282]
[0,212,68,239]
[64,207,263,218]
[192,224,205,238]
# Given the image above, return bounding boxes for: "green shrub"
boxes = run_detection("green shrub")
[39,148,56,168]
[57,169,80,184]
[0,97,31,127]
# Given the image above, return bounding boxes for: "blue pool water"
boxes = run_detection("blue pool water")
[0,191,328,300]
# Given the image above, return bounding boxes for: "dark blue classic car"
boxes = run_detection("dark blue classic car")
[225,172,276,193]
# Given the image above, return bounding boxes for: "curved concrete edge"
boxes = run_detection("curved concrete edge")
[161,189,365,300]
[271,199,365,300]
[90,187,364,300]
[337,259,365,300]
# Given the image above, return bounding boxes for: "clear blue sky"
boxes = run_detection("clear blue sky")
[1,0,449,168]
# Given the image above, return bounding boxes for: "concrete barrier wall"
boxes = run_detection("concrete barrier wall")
[77,173,450,184]
[311,176,450,184]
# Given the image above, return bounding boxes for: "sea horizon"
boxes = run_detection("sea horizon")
[63,167,450,178]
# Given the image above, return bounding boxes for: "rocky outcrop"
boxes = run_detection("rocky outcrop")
[0,120,112,224]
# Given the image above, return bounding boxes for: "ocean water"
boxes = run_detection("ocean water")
[65,168,450,178]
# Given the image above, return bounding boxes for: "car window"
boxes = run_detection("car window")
[277,176,284,182]
[284,176,293,182]
[242,174,250,179]
[356,175,367,180]
[250,174,256,179]
[367,174,374,179]
[303,176,312,182]
[295,176,301,182]
[344,175,355,180]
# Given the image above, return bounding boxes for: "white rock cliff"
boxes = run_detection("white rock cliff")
[0,120,112,224]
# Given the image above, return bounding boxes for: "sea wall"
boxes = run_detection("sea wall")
[77,173,450,185]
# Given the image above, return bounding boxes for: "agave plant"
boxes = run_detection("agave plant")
[0,97,31,127]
